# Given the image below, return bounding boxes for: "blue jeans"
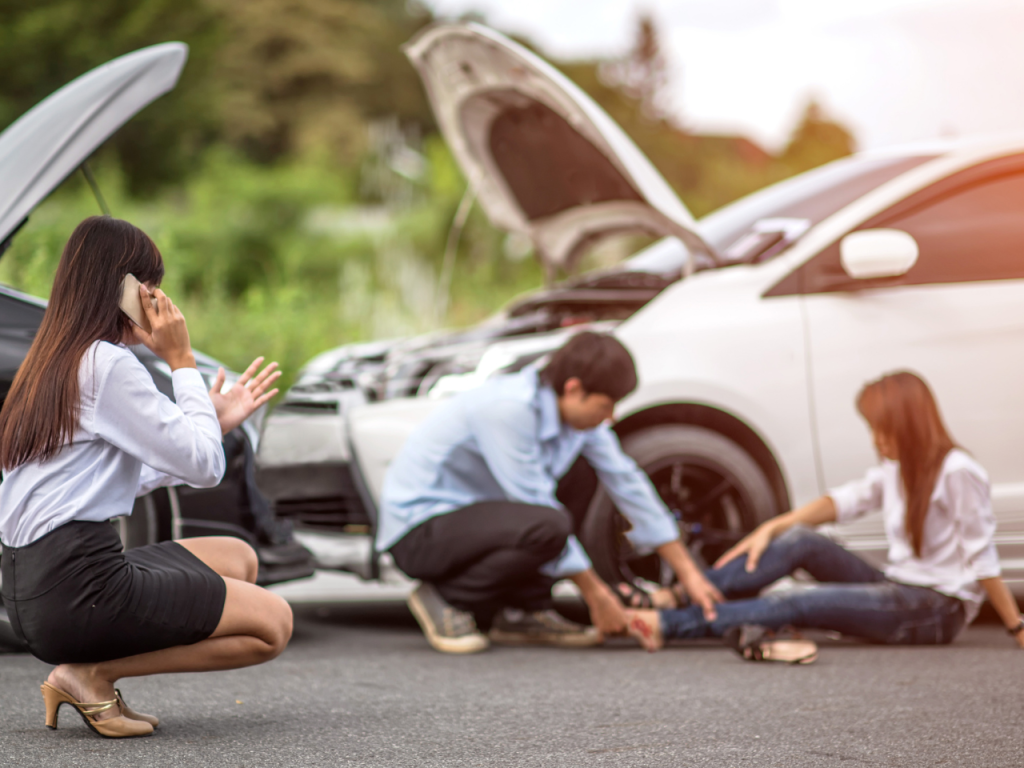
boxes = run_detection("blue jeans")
[660,527,965,644]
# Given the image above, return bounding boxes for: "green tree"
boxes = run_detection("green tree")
[0,0,435,190]
[779,99,856,174]
[0,0,223,195]
[600,12,670,120]
[207,0,433,163]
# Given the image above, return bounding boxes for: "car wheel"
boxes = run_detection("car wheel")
[579,424,779,588]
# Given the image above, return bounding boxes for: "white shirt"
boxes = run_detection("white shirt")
[0,341,225,547]
[828,448,1001,622]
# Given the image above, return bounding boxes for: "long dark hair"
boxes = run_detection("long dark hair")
[856,371,956,558]
[0,216,164,469]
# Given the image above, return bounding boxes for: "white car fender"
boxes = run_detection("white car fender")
[347,397,445,507]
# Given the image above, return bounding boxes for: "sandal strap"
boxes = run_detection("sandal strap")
[77,699,118,717]
[614,581,654,609]
[726,624,775,661]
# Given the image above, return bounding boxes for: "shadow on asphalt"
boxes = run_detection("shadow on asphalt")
[282,595,1017,655]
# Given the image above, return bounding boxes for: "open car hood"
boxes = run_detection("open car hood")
[0,43,188,248]
[404,23,710,272]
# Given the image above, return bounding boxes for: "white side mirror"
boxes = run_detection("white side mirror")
[839,229,919,280]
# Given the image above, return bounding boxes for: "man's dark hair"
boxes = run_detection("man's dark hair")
[539,332,638,401]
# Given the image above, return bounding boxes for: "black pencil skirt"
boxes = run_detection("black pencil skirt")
[1,520,226,665]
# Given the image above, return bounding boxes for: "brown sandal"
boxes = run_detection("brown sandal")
[116,688,159,728]
[41,682,153,738]
[723,625,818,665]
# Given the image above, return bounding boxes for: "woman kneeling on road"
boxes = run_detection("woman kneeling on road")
[626,371,1024,660]
[0,216,291,738]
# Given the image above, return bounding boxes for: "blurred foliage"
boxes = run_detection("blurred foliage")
[0,0,434,192]
[0,0,223,195]
[0,3,855,391]
[209,0,434,162]
[779,99,857,175]
[0,142,542,391]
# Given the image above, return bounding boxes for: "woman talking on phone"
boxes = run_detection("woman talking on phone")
[0,216,290,738]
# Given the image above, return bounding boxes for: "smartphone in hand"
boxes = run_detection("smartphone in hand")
[119,274,155,334]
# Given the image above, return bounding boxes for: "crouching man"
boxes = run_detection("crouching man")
[375,332,722,653]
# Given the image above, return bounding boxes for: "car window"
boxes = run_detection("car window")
[700,154,935,260]
[772,155,1024,295]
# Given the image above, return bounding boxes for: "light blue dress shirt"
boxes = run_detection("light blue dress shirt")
[376,370,680,577]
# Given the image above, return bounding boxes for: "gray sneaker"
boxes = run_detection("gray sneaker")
[489,608,603,648]
[407,583,489,654]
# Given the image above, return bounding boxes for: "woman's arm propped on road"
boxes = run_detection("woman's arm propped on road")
[979,577,1024,649]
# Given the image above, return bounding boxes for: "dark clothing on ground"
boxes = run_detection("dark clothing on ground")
[389,458,598,630]
[1,520,226,664]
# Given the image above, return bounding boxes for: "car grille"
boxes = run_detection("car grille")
[274,495,371,530]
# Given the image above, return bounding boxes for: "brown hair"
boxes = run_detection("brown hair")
[540,332,638,401]
[0,216,164,469]
[856,371,956,557]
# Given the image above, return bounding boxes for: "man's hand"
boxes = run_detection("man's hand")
[714,524,774,573]
[570,569,628,636]
[586,583,629,635]
[209,356,281,435]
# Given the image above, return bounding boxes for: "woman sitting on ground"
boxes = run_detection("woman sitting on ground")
[0,216,290,738]
[626,371,1024,659]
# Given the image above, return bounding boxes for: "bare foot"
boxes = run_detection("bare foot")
[47,665,119,722]
[625,609,664,652]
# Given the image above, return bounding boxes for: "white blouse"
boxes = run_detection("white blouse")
[828,448,1001,622]
[0,341,225,547]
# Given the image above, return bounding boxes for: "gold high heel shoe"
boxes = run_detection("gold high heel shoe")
[116,688,159,728]
[41,682,153,738]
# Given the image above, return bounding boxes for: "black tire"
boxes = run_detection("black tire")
[580,424,779,588]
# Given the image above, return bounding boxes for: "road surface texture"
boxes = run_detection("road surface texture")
[1,599,1021,768]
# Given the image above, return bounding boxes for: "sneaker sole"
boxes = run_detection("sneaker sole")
[488,628,604,648]
[407,590,490,654]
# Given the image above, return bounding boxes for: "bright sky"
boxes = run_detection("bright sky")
[425,0,1024,152]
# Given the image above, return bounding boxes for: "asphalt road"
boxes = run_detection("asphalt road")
[1,598,1022,768]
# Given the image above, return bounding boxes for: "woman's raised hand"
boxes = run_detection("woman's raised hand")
[208,356,281,435]
[713,523,775,573]
[135,286,196,371]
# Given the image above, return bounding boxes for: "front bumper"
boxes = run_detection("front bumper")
[255,390,373,534]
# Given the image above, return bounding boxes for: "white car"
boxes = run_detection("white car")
[261,23,1024,593]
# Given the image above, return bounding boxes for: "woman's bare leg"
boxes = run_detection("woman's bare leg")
[176,536,259,583]
[47,539,292,719]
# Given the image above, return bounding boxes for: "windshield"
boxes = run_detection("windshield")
[618,152,937,275]
[700,153,936,256]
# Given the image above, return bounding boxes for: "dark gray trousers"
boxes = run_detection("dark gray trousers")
[388,458,597,629]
